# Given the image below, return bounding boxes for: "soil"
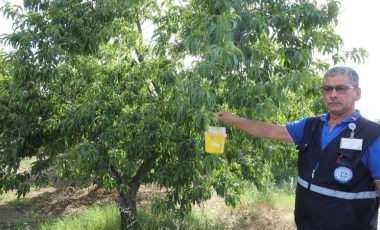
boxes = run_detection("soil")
[0,163,295,230]
[0,182,295,230]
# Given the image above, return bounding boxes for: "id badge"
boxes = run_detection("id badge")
[340,137,363,150]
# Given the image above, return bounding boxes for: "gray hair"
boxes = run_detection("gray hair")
[324,66,359,87]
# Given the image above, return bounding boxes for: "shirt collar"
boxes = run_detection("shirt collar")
[319,110,361,123]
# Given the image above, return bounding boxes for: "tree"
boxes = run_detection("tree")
[0,0,367,229]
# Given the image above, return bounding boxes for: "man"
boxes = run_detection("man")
[218,66,380,230]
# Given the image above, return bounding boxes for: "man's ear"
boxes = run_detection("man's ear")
[355,87,361,101]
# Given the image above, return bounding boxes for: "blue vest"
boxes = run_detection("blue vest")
[295,116,380,230]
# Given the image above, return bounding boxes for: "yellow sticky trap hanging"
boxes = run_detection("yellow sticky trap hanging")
[204,126,226,154]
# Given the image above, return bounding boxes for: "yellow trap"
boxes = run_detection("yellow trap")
[204,126,226,154]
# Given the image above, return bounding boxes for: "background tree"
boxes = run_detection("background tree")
[0,0,367,228]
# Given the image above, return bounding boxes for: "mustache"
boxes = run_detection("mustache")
[327,99,341,105]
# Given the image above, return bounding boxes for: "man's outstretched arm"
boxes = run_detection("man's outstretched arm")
[217,111,293,143]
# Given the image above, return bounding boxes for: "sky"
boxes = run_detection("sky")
[0,0,379,121]
[335,0,380,121]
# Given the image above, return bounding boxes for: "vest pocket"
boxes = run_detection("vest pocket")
[336,149,361,168]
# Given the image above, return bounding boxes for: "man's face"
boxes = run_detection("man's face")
[321,75,361,116]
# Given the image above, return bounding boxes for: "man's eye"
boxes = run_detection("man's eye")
[321,86,334,92]
[335,86,348,91]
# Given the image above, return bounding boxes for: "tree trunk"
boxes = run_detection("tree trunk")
[117,182,140,230]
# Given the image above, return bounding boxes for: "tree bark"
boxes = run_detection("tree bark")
[117,182,140,230]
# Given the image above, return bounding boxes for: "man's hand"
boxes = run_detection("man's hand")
[217,111,239,126]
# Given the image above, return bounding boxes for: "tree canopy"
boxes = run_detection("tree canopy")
[0,0,367,228]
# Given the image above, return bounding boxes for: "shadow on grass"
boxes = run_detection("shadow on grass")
[0,180,115,229]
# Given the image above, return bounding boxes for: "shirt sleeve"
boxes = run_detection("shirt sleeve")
[362,136,380,180]
[285,117,308,145]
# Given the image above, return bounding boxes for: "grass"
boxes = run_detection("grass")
[24,203,226,230]
[35,205,120,230]
[20,157,36,169]
[14,182,295,230]
[19,204,220,230]
[0,158,36,200]
[2,159,297,229]
[0,192,11,200]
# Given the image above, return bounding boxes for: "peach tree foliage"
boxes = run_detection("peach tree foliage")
[0,0,367,228]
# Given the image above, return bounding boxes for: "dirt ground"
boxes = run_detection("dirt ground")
[0,163,295,230]
[0,180,295,230]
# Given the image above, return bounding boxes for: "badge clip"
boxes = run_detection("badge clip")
[348,123,356,138]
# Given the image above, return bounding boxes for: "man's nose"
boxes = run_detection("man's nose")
[330,88,339,97]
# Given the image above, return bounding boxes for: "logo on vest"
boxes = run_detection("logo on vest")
[334,166,353,184]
